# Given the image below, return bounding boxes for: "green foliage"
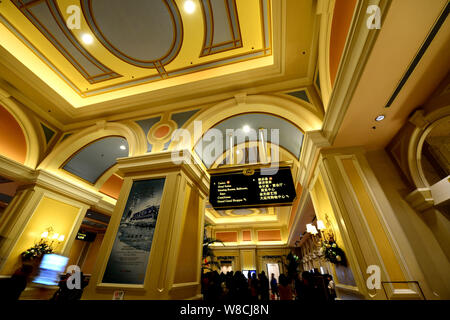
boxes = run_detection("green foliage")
[21,241,53,261]
[321,239,347,266]
[284,252,300,281]
[202,236,224,272]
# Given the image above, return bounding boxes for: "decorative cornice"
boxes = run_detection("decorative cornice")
[322,0,390,144]
[0,154,104,206]
[0,86,12,99]
[92,198,115,216]
[298,130,330,187]
[116,150,210,196]
[31,170,102,206]
[0,154,35,182]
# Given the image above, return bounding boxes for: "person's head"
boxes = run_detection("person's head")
[271,273,275,278]
[252,273,257,280]
[247,270,251,278]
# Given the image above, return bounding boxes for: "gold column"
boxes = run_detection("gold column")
[311,148,425,300]
[0,171,95,276]
[82,150,209,300]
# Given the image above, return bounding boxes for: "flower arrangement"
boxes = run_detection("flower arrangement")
[320,237,347,266]
[21,240,54,261]
[284,252,300,281]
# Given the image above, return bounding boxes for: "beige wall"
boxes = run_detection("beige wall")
[81,234,105,275]
[366,149,450,299]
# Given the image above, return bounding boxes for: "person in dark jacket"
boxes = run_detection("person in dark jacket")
[258,271,270,301]
[51,271,89,301]
[270,273,279,299]
[0,264,33,300]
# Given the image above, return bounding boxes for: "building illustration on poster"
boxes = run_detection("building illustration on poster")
[102,178,166,284]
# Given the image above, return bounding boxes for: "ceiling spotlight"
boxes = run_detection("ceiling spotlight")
[184,0,196,14]
[375,115,385,122]
[81,33,94,45]
[243,125,251,133]
[119,145,126,150]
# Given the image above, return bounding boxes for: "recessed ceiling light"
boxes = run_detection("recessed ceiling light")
[243,125,251,133]
[120,145,126,150]
[81,33,94,44]
[184,0,195,14]
[375,115,385,122]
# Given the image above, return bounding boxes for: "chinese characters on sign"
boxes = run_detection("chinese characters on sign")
[257,176,291,201]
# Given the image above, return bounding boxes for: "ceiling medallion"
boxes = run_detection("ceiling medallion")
[81,0,183,70]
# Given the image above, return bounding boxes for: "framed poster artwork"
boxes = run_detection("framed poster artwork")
[102,178,166,284]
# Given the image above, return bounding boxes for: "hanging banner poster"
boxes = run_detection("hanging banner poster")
[102,178,165,284]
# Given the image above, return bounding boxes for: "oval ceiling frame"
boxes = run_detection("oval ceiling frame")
[81,0,184,69]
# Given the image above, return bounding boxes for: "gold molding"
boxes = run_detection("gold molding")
[199,0,243,57]
[11,0,121,84]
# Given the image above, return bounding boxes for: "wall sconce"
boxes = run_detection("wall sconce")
[40,227,65,247]
[306,223,318,235]
[317,220,326,231]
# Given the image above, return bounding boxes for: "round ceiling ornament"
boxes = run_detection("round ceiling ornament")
[82,0,183,68]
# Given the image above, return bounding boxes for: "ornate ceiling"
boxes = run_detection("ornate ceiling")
[1,0,273,107]
[0,0,319,121]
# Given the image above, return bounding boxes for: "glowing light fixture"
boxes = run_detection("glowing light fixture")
[58,235,65,242]
[375,115,385,122]
[120,145,126,150]
[310,226,318,235]
[184,0,195,14]
[41,231,49,239]
[52,233,59,240]
[306,223,313,233]
[81,33,94,45]
[317,220,326,230]
[243,125,251,133]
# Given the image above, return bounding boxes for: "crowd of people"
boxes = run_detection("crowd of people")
[201,269,336,302]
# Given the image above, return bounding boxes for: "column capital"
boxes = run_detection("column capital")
[117,150,210,196]
[26,170,103,206]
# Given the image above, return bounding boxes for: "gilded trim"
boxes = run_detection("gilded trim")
[200,0,243,57]
[12,0,121,84]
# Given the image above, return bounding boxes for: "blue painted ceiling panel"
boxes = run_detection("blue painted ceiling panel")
[63,137,129,184]
[195,113,303,168]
